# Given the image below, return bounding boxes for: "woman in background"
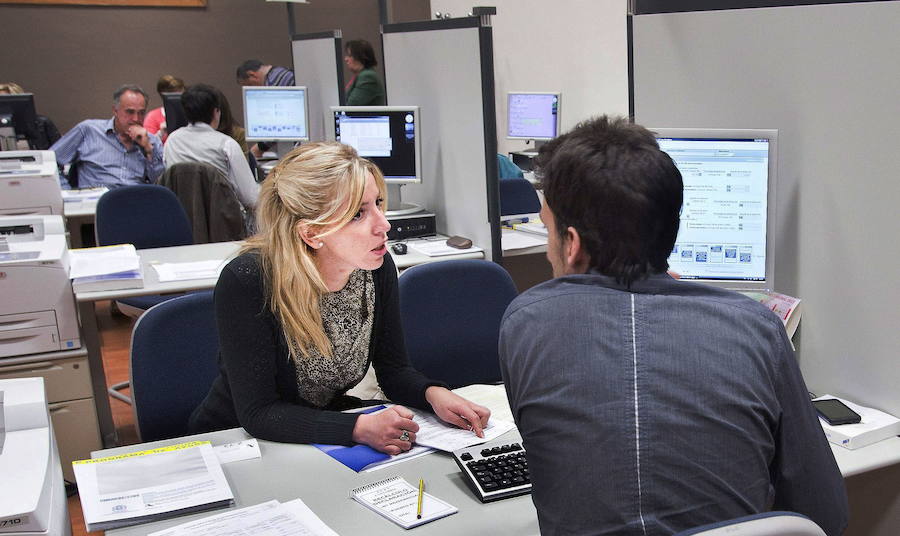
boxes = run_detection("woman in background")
[0,82,60,150]
[344,40,386,106]
[212,87,248,155]
[144,74,185,143]
[189,142,489,453]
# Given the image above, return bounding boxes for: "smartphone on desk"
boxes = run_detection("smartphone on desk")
[813,398,862,425]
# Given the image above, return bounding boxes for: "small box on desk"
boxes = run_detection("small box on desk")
[815,395,900,450]
[387,211,436,241]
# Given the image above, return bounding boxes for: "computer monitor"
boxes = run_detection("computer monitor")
[653,128,778,292]
[0,94,38,151]
[506,92,561,141]
[161,92,188,134]
[242,86,309,143]
[328,106,422,214]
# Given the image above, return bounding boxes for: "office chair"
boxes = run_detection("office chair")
[674,511,827,536]
[158,162,250,244]
[95,184,193,403]
[497,153,525,180]
[130,290,220,442]
[398,259,518,388]
[499,176,541,217]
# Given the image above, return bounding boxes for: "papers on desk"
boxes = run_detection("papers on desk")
[409,240,484,257]
[148,499,338,536]
[408,407,515,452]
[73,440,234,532]
[512,220,548,236]
[69,244,144,292]
[502,228,547,250]
[151,259,225,282]
[61,187,108,207]
[739,290,802,339]
[350,476,457,529]
[814,395,900,450]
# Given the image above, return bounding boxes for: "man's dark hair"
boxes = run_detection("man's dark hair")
[345,40,378,69]
[236,59,264,81]
[113,84,149,106]
[536,115,683,287]
[180,84,219,124]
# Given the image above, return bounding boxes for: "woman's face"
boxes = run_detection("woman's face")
[344,50,364,73]
[314,171,391,286]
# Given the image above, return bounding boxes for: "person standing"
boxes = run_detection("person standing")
[344,40,386,106]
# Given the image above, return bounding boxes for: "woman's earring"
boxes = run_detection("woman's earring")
[318,242,324,248]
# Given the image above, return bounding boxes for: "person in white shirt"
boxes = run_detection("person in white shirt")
[164,84,259,210]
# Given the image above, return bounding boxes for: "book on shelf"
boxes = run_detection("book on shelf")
[72,440,234,532]
[349,476,457,529]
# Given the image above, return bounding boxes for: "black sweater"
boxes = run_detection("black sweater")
[188,252,439,445]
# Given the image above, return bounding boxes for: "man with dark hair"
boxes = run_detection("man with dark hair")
[236,59,295,87]
[164,84,258,211]
[499,115,847,535]
[51,84,164,188]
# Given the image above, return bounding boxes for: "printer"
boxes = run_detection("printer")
[0,215,80,358]
[0,151,63,217]
[0,377,71,536]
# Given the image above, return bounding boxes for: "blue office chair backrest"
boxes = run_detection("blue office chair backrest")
[95,184,193,249]
[499,177,541,216]
[130,291,219,442]
[673,511,826,536]
[399,259,518,388]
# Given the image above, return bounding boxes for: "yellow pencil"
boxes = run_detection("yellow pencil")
[417,478,424,519]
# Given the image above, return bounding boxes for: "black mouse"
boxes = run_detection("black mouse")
[391,242,407,255]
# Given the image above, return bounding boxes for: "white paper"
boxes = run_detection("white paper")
[501,229,547,250]
[409,240,484,257]
[452,383,515,424]
[69,244,140,279]
[404,407,515,452]
[148,499,338,536]
[350,476,457,529]
[152,260,225,282]
[213,438,261,465]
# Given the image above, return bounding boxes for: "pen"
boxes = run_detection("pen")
[417,478,424,519]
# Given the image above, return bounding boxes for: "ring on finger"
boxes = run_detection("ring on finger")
[399,430,410,442]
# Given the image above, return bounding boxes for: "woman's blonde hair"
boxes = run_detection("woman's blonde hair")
[244,142,387,361]
[0,82,25,95]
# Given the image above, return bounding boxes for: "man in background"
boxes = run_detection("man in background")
[499,115,848,535]
[52,84,163,188]
[236,59,295,87]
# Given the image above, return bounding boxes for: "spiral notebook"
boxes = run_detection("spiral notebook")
[349,476,457,529]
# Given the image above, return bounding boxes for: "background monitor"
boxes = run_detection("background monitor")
[328,106,422,184]
[654,128,778,292]
[506,92,560,140]
[0,94,38,150]
[161,92,187,134]
[243,86,309,142]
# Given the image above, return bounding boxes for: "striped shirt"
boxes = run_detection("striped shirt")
[51,118,164,189]
[266,65,295,86]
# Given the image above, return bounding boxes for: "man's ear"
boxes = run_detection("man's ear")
[564,226,590,274]
[295,222,321,249]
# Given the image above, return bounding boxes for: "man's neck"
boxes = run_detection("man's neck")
[259,65,273,82]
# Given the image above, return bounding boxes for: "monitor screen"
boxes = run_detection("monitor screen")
[507,92,560,140]
[654,128,778,291]
[0,94,38,149]
[161,92,187,134]
[243,86,309,142]
[328,106,421,184]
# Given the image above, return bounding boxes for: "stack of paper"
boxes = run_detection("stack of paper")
[69,244,143,292]
[73,441,234,532]
[814,395,900,450]
[147,499,338,536]
[61,187,108,210]
[409,240,484,257]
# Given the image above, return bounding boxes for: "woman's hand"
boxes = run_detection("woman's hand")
[425,386,491,437]
[351,405,419,455]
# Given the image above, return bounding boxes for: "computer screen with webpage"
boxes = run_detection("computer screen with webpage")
[243,86,309,142]
[329,106,421,184]
[655,128,778,291]
[507,92,560,140]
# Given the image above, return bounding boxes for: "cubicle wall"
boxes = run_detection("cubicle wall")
[632,3,900,534]
[291,31,345,142]
[382,17,501,261]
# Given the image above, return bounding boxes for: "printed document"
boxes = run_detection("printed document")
[148,499,338,536]
[152,260,225,282]
[69,244,140,279]
[406,407,515,452]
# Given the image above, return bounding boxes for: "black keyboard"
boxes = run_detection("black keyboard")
[452,440,531,502]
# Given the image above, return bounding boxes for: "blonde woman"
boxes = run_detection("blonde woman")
[189,142,489,454]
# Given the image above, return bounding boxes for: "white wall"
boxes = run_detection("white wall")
[431,0,629,155]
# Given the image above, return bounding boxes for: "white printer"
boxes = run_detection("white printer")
[0,377,71,536]
[0,151,63,216]
[0,215,80,358]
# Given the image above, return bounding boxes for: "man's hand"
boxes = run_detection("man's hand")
[425,386,491,438]
[127,125,153,156]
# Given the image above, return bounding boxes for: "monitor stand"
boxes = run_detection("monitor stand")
[385,183,423,217]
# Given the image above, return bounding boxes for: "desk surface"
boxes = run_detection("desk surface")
[100,427,539,536]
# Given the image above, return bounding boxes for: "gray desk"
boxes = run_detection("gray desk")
[63,203,95,249]
[98,427,539,536]
[74,241,243,447]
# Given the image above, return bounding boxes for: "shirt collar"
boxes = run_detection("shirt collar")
[188,122,216,132]
[104,117,116,134]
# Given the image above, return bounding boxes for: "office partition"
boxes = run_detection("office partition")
[291,31,345,142]
[382,16,501,262]
[632,3,900,534]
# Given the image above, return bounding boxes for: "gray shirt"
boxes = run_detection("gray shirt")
[499,272,848,536]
